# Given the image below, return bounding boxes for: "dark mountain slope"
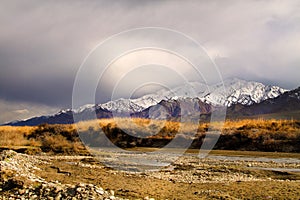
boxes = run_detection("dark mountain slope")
[227,87,300,118]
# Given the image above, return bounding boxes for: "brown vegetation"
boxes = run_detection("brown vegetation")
[0,118,300,154]
[0,126,35,147]
[0,124,86,154]
[216,119,300,152]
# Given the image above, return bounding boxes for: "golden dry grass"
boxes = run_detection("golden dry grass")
[223,118,297,129]
[1,118,299,153]
[0,126,36,147]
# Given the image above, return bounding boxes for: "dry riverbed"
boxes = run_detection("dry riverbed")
[1,149,300,199]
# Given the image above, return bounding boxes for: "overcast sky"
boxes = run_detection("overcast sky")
[1,0,300,123]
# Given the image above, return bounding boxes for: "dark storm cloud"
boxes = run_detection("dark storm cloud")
[0,0,167,107]
[0,0,300,123]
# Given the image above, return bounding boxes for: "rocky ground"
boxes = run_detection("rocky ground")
[1,150,300,199]
[0,150,123,200]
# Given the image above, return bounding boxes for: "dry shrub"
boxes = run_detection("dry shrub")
[217,119,300,152]
[40,134,75,153]
[26,124,86,154]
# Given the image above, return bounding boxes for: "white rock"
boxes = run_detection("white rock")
[110,190,115,196]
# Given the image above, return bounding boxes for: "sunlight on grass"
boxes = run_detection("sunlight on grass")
[1,118,299,153]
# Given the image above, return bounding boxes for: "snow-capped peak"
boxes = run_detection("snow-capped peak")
[73,78,287,113]
[101,98,145,113]
[73,104,96,114]
[57,109,72,115]
[219,78,287,106]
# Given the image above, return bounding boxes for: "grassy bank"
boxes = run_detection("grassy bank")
[0,118,300,154]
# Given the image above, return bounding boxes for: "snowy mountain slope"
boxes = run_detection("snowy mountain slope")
[227,86,300,118]
[101,98,144,113]
[206,78,287,106]
[99,78,287,112]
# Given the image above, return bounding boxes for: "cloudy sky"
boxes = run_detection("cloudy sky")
[1,0,300,123]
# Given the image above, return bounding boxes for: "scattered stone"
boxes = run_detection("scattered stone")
[110,190,115,196]
[1,149,299,199]
[0,150,124,200]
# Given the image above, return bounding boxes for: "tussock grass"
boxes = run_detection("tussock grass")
[222,119,300,139]
[0,126,36,147]
[1,118,300,153]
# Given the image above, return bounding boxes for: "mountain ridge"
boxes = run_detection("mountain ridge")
[5,78,298,126]
[75,77,287,113]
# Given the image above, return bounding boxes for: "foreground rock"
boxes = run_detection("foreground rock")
[1,182,120,200]
[0,150,124,200]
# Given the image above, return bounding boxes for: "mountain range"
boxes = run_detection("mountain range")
[5,78,300,126]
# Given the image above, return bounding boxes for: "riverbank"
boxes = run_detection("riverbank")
[1,149,299,199]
